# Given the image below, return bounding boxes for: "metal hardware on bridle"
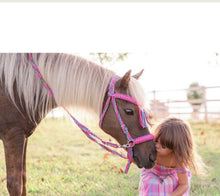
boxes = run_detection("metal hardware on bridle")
[119,140,135,148]
[29,53,154,174]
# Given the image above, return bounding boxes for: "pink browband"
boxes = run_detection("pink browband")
[29,53,154,174]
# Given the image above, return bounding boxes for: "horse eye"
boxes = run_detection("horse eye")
[124,108,134,115]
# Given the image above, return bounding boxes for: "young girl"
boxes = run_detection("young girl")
[139,117,206,196]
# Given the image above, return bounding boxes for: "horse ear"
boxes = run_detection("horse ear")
[132,69,144,79]
[120,70,131,89]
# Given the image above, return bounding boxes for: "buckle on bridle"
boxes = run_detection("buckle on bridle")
[119,140,135,148]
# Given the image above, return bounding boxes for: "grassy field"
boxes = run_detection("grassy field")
[0,119,220,196]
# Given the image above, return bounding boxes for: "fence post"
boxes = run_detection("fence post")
[202,87,208,122]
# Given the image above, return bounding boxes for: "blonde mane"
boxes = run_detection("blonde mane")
[0,53,147,121]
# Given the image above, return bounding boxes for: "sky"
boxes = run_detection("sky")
[0,2,220,94]
[102,52,220,92]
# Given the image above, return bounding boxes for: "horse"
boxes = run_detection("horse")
[0,53,156,196]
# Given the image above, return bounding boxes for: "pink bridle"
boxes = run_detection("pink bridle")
[29,53,154,173]
[99,76,154,172]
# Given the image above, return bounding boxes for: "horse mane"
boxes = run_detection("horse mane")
[0,53,147,122]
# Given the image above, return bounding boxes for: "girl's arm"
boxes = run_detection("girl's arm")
[169,172,189,196]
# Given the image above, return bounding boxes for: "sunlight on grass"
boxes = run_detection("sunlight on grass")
[0,119,220,195]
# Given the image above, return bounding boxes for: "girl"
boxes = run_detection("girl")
[139,117,206,196]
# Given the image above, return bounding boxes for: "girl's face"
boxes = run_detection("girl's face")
[155,138,173,156]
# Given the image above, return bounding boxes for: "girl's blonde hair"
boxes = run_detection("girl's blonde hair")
[154,117,206,176]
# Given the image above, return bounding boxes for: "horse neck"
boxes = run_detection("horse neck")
[36,53,115,116]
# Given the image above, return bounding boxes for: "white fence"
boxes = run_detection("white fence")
[148,86,220,121]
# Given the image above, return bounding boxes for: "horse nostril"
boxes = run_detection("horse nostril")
[149,154,155,162]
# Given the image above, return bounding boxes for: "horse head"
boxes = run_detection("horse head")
[100,70,156,169]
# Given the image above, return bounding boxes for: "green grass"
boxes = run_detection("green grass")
[0,119,220,195]
[189,121,220,196]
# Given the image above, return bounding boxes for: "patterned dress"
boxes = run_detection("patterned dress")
[139,163,191,196]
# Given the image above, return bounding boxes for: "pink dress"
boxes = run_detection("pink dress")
[139,163,191,196]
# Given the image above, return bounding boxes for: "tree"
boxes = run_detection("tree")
[187,82,203,112]
[89,53,128,65]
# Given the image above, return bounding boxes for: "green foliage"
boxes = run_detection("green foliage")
[90,53,128,65]
[187,82,203,106]
[0,119,219,195]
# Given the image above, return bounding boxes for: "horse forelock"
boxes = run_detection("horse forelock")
[129,77,147,108]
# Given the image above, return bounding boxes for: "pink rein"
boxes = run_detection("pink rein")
[29,53,154,174]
